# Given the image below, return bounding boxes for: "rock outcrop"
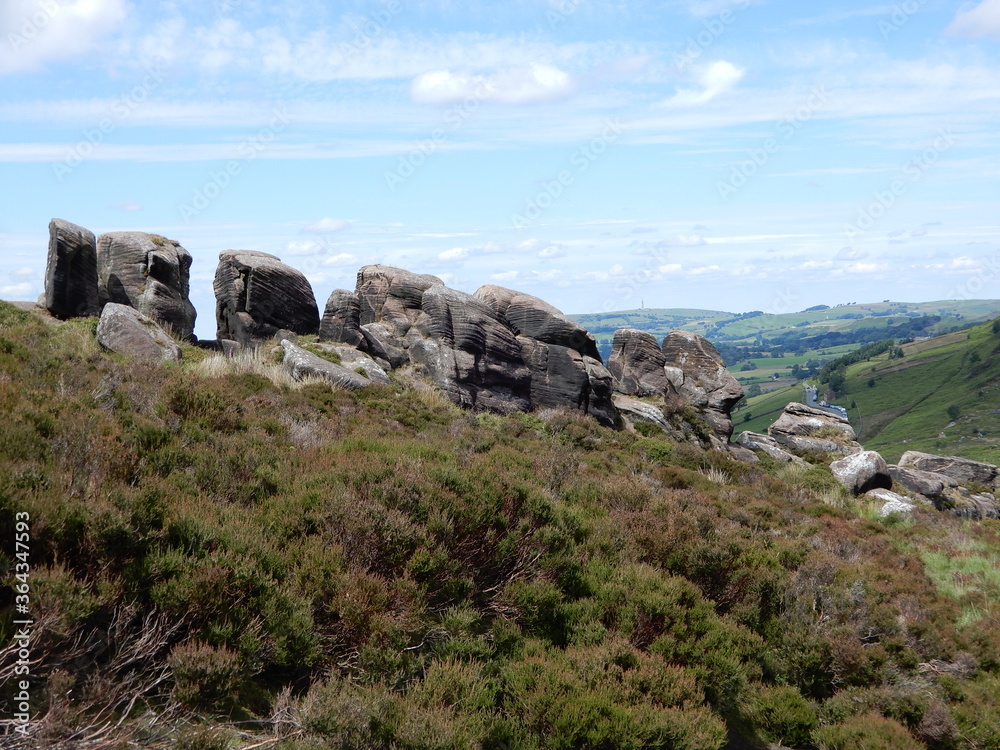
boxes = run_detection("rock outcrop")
[97,232,196,340]
[898,451,999,488]
[867,489,917,517]
[768,402,862,456]
[830,451,892,496]
[44,219,100,319]
[607,329,672,398]
[214,250,319,347]
[319,266,618,425]
[661,331,743,445]
[888,465,950,500]
[96,303,182,362]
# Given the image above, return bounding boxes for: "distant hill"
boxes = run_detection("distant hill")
[736,316,1000,465]
[571,300,1000,364]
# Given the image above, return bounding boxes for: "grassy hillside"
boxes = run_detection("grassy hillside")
[572,300,1000,366]
[2,301,1000,749]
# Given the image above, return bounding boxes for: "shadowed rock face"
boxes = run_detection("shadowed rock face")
[607,328,672,398]
[44,219,100,319]
[334,266,616,425]
[661,330,743,444]
[830,451,893,496]
[214,250,319,346]
[97,232,196,339]
[319,289,365,348]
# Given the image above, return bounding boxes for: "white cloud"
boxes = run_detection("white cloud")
[437,247,470,261]
[491,270,520,282]
[947,0,1000,39]
[321,253,356,267]
[0,0,128,75]
[663,60,744,106]
[538,244,565,259]
[284,240,323,256]
[0,282,34,298]
[411,63,575,105]
[303,217,351,234]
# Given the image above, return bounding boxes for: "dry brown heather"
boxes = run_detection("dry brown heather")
[1,300,1000,750]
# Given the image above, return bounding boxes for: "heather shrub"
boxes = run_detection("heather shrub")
[169,641,244,714]
[812,713,923,750]
[739,684,818,748]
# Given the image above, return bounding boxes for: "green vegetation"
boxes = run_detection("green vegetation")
[3,301,1000,748]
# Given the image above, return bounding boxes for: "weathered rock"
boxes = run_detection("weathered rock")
[888,465,951,500]
[357,265,441,337]
[898,451,999,488]
[661,331,743,443]
[44,218,99,319]
[319,289,365,347]
[768,402,862,456]
[830,451,892,496]
[607,328,672,397]
[281,340,371,390]
[411,285,532,414]
[613,395,671,432]
[214,250,319,346]
[96,302,182,362]
[314,344,391,384]
[735,431,807,465]
[475,285,601,359]
[867,489,916,517]
[728,445,760,464]
[97,231,196,339]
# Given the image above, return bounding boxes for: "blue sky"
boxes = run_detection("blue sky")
[2,0,999,339]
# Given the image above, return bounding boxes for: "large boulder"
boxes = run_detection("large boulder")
[661,331,743,443]
[214,250,319,346]
[830,451,892,496]
[356,265,441,338]
[280,340,372,390]
[44,218,99,319]
[898,451,999,488]
[319,289,365,347]
[868,489,917,517]
[768,402,862,456]
[607,328,672,398]
[888,465,951,500]
[96,302,182,362]
[474,285,601,359]
[97,231,196,339]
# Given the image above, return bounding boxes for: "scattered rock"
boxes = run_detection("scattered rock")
[868,488,916,517]
[96,302,182,362]
[44,218,99,319]
[97,231,196,339]
[280,340,371,390]
[661,331,743,444]
[898,451,999,488]
[728,445,760,464]
[312,343,391,384]
[830,451,892,496]
[214,250,319,346]
[196,339,242,357]
[734,431,807,465]
[768,402,862,456]
[607,328,672,398]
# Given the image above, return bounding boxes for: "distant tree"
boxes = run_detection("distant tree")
[992,318,1000,335]
[743,412,753,423]
[746,383,762,398]
[970,351,982,364]
[740,361,758,371]
[947,404,961,421]
[867,378,876,388]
